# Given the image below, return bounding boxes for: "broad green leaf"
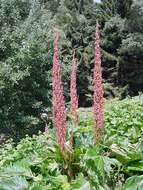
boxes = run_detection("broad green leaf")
[0,176,28,190]
[123,175,143,190]
[0,162,33,178]
[103,157,121,176]
[78,182,90,190]
[71,174,90,190]
[110,144,130,163]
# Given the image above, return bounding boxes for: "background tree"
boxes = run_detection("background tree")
[118,0,143,95]
[0,0,142,140]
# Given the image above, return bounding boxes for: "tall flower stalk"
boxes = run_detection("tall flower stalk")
[52,28,67,152]
[69,50,78,148]
[93,21,104,142]
[70,50,78,125]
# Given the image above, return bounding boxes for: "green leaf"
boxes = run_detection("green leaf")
[103,157,121,176]
[84,147,98,159]
[0,162,33,178]
[126,161,143,172]
[123,175,143,190]
[94,156,105,180]
[78,182,90,190]
[110,144,130,163]
[29,184,46,190]
[0,176,28,190]
[71,174,90,190]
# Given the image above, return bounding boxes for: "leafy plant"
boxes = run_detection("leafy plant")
[0,98,143,189]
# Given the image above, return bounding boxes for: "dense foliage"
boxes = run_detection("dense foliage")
[0,98,143,189]
[0,0,143,139]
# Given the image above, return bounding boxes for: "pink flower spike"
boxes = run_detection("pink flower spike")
[93,21,104,141]
[52,28,67,152]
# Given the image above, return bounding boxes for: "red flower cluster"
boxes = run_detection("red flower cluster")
[52,29,67,151]
[93,22,104,136]
[70,50,78,124]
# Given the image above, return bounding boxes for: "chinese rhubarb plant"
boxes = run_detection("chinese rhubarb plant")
[0,23,143,190]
